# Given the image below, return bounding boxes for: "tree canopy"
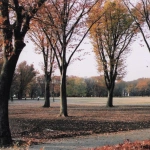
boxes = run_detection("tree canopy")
[12,61,37,99]
[35,0,104,116]
[124,0,150,52]
[89,0,136,107]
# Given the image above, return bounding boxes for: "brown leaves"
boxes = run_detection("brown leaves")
[94,140,150,150]
[1,140,33,150]
[8,102,150,146]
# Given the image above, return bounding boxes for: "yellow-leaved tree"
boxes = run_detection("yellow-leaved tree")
[89,0,137,107]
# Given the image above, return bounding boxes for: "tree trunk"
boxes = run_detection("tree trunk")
[59,67,68,117]
[0,95,11,146]
[107,92,113,106]
[43,76,50,107]
[0,53,21,146]
[106,89,114,107]
[18,89,23,100]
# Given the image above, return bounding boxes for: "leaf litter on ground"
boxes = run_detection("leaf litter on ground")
[8,103,150,149]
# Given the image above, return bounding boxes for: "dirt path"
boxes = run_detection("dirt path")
[29,128,150,150]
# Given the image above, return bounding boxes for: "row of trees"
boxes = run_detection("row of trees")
[0,0,150,146]
[10,61,150,98]
[11,61,37,100]
[67,76,107,97]
[25,0,104,116]
[10,61,59,100]
[67,77,150,97]
[9,61,106,99]
[26,0,140,112]
[116,78,150,97]
[65,77,150,97]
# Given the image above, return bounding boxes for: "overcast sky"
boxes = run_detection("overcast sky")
[18,38,150,82]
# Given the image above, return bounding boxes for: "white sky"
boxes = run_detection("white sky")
[124,41,150,81]
[17,38,150,82]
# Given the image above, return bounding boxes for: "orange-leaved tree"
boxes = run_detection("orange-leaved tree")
[89,0,137,107]
[28,19,56,107]
[124,0,150,52]
[38,0,104,116]
[0,0,46,146]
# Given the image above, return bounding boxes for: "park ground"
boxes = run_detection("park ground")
[7,97,150,149]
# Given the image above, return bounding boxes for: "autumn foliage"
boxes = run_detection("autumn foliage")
[94,140,150,150]
[0,0,46,146]
[88,0,136,107]
[124,0,150,51]
[7,100,150,149]
[1,0,150,148]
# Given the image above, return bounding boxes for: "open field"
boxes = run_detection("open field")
[8,96,150,146]
[60,96,150,106]
[12,96,150,106]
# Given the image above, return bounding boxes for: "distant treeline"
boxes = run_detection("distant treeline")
[10,61,150,98]
[66,76,150,97]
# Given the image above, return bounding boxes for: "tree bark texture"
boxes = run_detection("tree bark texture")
[0,52,21,146]
[43,75,50,107]
[18,89,23,100]
[59,67,68,117]
[106,89,114,107]
[106,81,115,107]
[0,0,46,146]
